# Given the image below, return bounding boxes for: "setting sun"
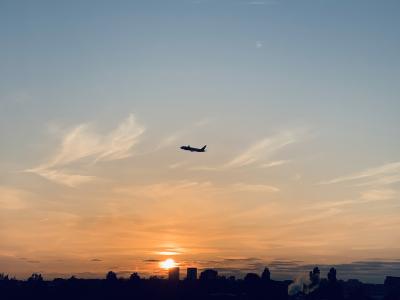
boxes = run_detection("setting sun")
[1,0,400,291]
[159,258,177,270]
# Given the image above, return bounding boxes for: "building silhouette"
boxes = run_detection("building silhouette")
[385,276,400,300]
[186,267,197,280]
[168,267,180,281]
[261,267,271,281]
[0,268,395,300]
[199,269,218,281]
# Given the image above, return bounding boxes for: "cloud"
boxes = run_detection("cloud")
[91,258,102,262]
[25,114,145,187]
[144,259,160,263]
[27,260,40,264]
[285,208,341,226]
[360,189,397,202]
[320,162,400,205]
[26,169,96,187]
[190,166,220,171]
[155,250,182,256]
[224,131,299,168]
[191,130,303,172]
[169,161,187,169]
[320,162,400,185]
[356,174,400,187]
[232,183,279,193]
[259,160,290,169]
[256,41,263,48]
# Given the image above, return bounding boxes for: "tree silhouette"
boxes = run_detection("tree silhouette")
[28,273,43,282]
[129,272,141,282]
[105,271,117,281]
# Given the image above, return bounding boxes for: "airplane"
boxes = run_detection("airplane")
[180,145,207,152]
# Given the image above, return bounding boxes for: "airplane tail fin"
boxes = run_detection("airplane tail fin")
[201,145,207,151]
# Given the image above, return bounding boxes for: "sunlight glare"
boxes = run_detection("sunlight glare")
[159,258,177,269]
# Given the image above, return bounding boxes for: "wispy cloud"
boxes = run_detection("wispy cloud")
[320,162,400,204]
[259,160,290,169]
[320,162,400,185]
[224,131,299,169]
[91,258,102,262]
[27,169,96,187]
[169,161,187,169]
[356,173,400,187]
[360,189,397,202]
[25,114,145,187]
[231,183,279,193]
[256,41,263,48]
[191,130,304,172]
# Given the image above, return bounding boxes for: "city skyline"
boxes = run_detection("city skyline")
[1,0,400,284]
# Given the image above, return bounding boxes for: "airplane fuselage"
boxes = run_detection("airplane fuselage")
[180,145,207,152]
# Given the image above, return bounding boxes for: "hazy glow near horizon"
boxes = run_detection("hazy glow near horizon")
[0,0,400,283]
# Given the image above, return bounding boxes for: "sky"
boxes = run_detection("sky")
[0,0,400,283]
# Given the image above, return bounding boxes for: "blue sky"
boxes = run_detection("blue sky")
[0,0,400,282]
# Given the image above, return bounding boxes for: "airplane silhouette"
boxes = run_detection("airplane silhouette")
[180,145,207,152]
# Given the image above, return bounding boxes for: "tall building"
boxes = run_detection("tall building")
[168,267,180,281]
[261,267,271,281]
[186,268,197,280]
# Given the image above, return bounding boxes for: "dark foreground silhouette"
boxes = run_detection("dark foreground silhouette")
[0,267,399,300]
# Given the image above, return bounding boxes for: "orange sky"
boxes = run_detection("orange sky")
[1,0,400,283]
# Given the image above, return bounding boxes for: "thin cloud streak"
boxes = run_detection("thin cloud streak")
[25,114,145,187]
[224,131,300,168]
[259,160,290,169]
[320,162,400,205]
[169,161,187,169]
[360,189,397,202]
[26,169,96,187]
[320,162,400,185]
[232,183,279,193]
[191,130,304,172]
[356,174,400,187]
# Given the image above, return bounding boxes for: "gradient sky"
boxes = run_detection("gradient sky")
[1,0,400,283]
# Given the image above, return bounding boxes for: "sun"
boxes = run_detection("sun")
[160,258,177,269]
